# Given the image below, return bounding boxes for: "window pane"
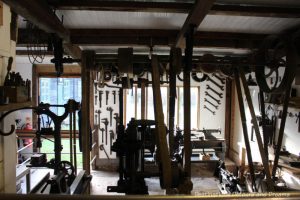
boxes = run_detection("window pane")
[147,87,168,125]
[39,77,81,130]
[125,88,135,125]
[191,87,199,129]
[176,87,198,129]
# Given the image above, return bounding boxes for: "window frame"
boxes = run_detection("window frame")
[32,64,81,134]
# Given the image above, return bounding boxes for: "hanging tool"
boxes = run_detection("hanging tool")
[207,76,224,91]
[114,113,119,133]
[96,110,101,126]
[204,98,218,110]
[101,118,109,145]
[205,91,221,105]
[109,130,115,155]
[100,144,109,159]
[112,91,116,104]
[94,95,98,106]
[206,85,223,98]
[204,105,215,115]
[106,91,110,105]
[99,91,103,107]
[107,107,113,126]
[100,128,105,143]
[213,74,225,85]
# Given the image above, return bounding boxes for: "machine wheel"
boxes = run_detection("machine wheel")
[255,35,298,93]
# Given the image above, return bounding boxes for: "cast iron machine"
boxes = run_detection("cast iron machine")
[0,99,92,194]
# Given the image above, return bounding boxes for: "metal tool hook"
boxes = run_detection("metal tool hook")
[0,107,35,136]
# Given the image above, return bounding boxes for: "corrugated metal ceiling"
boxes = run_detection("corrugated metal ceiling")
[56,10,300,34]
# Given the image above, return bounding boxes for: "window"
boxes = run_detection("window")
[39,77,81,130]
[124,85,200,129]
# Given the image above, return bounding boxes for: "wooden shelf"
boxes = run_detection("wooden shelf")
[0,101,33,112]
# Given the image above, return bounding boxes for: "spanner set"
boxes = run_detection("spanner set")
[204,74,225,115]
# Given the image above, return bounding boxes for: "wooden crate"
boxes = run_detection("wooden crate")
[0,86,29,103]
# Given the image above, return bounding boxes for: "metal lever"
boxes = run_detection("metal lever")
[100,144,110,159]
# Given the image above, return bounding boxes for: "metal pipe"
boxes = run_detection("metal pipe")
[183,25,194,180]
[69,112,73,166]
[73,111,77,175]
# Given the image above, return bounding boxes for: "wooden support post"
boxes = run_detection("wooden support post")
[224,78,232,157]
[151,55,172,189]
[183,25,194,180]
[271,40,296,178]
[0,2,3,26]
[168,47,179,155]
[271,85,292,178]
[234,69,256,191]
[239,68,274,191]
[81,50,95,176]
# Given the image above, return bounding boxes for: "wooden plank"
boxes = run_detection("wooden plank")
[234,70,256,191]
[0,101,33,112]
[151,55,172,189]
[81,50,94,176]
[239,68,274,191]
[224,79,232,157]
[175,0,215,48]
[0,2,2,26]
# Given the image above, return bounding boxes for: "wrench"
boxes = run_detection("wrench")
[113,113,119,133]
[206,85,223,99]
[205,91,221,105]
[112,91,116,104]
[213,74,225,85]
[105,90,110,105]
[96,109,101,126]
[101,118,109,145]
[100,128,105,143]
[99,91,103,107]
[204,105,215,115]
[204,98,218,110]
[207,76,224,91]
[100,144,110,159]
[107,107,113,126]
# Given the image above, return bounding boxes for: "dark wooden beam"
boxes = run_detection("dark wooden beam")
[3,0,82,59]
[18,28,266,49]
[175,0,215,48]
[47,0,300,18]
[3,0,69,41]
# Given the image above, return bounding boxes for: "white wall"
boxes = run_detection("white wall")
[0,2,17,193]
[230,73,300,165]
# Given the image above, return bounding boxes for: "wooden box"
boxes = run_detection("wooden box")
[0,86,29,103]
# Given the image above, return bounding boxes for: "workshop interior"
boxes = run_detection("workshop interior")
[1,0,300,199]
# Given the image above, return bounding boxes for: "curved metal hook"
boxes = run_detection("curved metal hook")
[0,107,35,136]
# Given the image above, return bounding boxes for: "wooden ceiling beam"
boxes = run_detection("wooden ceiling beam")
[18,28,266,49]
[3,0,69,41]
[175,0,215,48]
[3,0,81,59]
[46,0,300,18]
